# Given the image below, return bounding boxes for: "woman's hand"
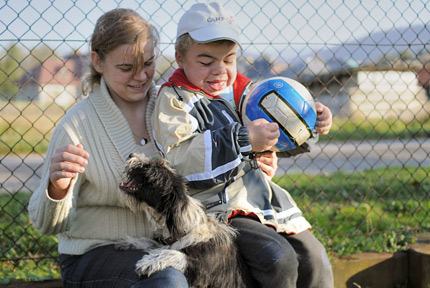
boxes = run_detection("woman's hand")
[256,150,278,181]
[48,144,90,200]
[314,102,332,135]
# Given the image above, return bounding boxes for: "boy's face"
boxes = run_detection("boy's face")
[176,41,238,96]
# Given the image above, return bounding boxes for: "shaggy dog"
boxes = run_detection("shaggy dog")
[118,154,246,288]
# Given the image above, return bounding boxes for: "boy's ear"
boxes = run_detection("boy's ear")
[175,51,184,69]
[91,51,104,73]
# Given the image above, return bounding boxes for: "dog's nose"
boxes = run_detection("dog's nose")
[128,153,136,159]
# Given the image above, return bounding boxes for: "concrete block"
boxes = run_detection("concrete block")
[408,243,430,288]
[332,251,408,288]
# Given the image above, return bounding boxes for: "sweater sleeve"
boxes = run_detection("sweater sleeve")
[28,119,82,235]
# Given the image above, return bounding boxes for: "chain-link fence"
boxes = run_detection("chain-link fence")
[1,0,430,281]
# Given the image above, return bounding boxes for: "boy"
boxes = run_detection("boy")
[151,2,334,287]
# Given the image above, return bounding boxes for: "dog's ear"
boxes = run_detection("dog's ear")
[162,170,189,239]
[121,157,169,209]
[141,159,188,210]
[125,157,191,239]
[148,159,190,239]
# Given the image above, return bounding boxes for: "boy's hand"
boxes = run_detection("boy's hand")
[48,144,89,200]
[247,119,280,152]
[315,102,332,135]
[256,151,278,181]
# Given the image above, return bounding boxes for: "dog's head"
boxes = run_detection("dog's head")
[120,154,188,211]
[119,154,191,238]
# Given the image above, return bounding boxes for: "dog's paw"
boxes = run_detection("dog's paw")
[135,248,188,277]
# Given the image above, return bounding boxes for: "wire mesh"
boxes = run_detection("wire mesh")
[0,0,429,281]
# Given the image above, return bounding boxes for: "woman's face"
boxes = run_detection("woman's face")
[91,41,156,103]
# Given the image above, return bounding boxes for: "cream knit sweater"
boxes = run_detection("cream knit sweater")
[28,78,160,255]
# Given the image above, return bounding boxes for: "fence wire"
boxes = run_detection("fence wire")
[1,0,430,281]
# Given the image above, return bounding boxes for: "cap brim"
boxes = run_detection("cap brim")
[189,26,243,50]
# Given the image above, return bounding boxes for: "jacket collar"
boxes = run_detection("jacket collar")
[163,68,252,104]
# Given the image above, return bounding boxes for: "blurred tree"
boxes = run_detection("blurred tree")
[0,43,60,101]
[0,43,24,99]
[400,48,415,61]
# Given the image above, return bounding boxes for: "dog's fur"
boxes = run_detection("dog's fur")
[118,154,245,288]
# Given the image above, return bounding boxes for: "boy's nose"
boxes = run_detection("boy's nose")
[213,62,227,74]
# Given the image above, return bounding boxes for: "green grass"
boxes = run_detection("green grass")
[324,117,430,142]
[0,193,60,284]
[1,166,429,282]
[274,165,430,255]
[0,100,66,155]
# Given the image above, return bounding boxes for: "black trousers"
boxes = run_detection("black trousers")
[230,216,334,288]
[59,244,189,288]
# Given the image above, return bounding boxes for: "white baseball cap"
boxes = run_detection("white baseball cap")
[176,1,242,49]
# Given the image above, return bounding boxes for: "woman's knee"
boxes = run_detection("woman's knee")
[132,268,189,288]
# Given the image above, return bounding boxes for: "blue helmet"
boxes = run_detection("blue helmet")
[242,77,317,152]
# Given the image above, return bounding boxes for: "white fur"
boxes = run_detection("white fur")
[135,248,188,276]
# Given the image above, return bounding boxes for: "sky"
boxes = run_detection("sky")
[0,0,429,61]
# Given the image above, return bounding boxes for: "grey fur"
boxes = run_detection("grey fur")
[118,155,246,288]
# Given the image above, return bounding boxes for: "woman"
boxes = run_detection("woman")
[28,8,189,287]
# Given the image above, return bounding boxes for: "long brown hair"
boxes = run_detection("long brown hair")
[82,8,159,95]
